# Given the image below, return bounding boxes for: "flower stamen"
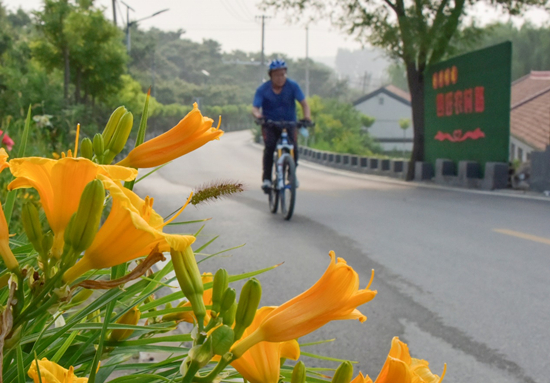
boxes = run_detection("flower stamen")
[216,116,221,130]
[366,269,374,289]
[160,192,193,228]
[74,123,80,158]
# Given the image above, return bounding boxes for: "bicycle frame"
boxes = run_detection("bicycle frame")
[275,129,294,190]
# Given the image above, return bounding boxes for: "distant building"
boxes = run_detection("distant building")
[353,85,413,152]
[510,71,550,162]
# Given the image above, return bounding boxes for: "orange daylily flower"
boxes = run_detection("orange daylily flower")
[231,307,300,383]
[0,148,17,270]
[351,372,373,383]
[232,251,376,356]
[162,273,213,324]
[63,175,195,283]
[28,358,88,383]
[117,103,223,169]
[8,157,137,258]
[374,337,446,383]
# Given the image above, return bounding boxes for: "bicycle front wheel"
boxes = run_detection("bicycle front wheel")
[269,156,279,214]
[280,155,296,220]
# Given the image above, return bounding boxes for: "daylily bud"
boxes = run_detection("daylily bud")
[64,179,105,254]
[88,309,101,323]
[211,268,228,315]
[21,202,43,254]
[80,137,94,160]
[93,133,105,159]
[103,111,133,164]
[222,301,237,326]
[331,361,353,383]
[234,278,262,340]
[220,288,236,314]
[102,106,127,148]
[292,361,307,383]
[171,247,206,329]
[210,325,234,356]
[42,232,53,255]
[109,306,141,342]
[71,288,93,306]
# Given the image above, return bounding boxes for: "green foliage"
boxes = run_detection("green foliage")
[32,0,127,104]
[303,96,381,156]
[460,22,550,81]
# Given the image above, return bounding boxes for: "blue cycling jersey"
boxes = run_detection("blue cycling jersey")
[253,78,305,122]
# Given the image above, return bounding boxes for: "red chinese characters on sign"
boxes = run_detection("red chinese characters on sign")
[436,86,485,117]
[445,92,453,116]
[463,88,473,114]
[436,94,445,117]
[454,91,463,114]
[475,86,485,113]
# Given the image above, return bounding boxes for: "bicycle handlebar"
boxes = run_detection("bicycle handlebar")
[255,118,315,129]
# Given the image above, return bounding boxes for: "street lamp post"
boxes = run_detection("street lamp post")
[120,1,169,54]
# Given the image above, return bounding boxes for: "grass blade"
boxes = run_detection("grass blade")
[125,89,151,191]
[5,105,32,224]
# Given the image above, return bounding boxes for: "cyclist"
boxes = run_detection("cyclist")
[252,59,312,192]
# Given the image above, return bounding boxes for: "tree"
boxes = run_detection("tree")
[262,0,548,180]
[32,0,126,105]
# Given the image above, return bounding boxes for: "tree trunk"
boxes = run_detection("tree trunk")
[406,62,425,181]
[75,68,81,104]
[63,45,70,104]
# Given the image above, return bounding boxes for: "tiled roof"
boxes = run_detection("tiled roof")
[384,84,411,102]
[353,84,411,106]
[511,71,550,150]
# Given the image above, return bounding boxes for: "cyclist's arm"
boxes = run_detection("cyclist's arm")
[252,106,263,119]
[299,99,311,121]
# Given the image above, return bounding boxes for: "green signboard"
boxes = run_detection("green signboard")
[424,42,511,171]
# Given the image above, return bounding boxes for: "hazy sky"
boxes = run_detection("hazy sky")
[2,0,549,62]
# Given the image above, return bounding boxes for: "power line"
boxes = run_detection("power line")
[234,0,255,20]
[218,0,254,23]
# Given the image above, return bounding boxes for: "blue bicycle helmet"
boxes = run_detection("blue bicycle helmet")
[268,59,287,74]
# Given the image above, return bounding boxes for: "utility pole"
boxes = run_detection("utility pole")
[256,15,270,84]
[121,1,134,54]
[112,0,117,26]
[121,2,168,55]
[305,26,310,98]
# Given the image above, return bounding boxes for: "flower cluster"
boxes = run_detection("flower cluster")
[0,98,445,383]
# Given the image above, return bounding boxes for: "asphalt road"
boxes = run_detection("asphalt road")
[134,130,550,383]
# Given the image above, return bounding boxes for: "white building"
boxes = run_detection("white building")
[353,85,413,153]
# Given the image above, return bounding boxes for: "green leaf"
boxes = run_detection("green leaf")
[166,218,212,226]
[195,235,219,253]
[108,374,174,383]
[16,346,25,383]
[124,90,151,191]
[134,162,171,184]
[104,334,192,346]
[5,104,32,224]
[300,351,358,364]
[87,299,114,383]
[135,89,151,148]
[50,325,81,363]
[300,339,336,347]
[197,243,245,264]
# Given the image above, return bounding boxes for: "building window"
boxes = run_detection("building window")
[378,96,384,105]
[518,147,523,162]
[510,144,515,160]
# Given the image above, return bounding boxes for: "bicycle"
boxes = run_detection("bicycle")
[257,119,313,220]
